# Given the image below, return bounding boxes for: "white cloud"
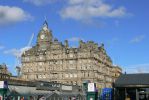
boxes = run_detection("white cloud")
[130,35,145,43]
[60,0,127,21]
[106,38,119,47]
[0,45,5,50]
[0,5,32,25]
[68,37,84,42]
[23,0,57,6]
[124,63,149,73]
[4,46,31,58]
[3,46,31,71]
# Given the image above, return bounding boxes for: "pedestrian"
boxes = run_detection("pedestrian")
[20,96,24,100]
[29,96,34,100]
[69,97,72,100]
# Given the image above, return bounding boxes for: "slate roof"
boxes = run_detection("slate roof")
[114,73,149,87]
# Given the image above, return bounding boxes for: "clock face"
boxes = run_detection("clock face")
[40,34,45,39]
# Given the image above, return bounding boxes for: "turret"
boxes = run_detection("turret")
[64,40,69,48]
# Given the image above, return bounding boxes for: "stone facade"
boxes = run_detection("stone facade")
[0,63,11,75]
[0,63,12,80]
[21,21,122,87]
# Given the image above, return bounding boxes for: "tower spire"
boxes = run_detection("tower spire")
[37,18,53,45]
[44,15,47,22]
[42,16,48,31]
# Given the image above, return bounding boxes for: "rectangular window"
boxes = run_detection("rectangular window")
[70,74,73,78]
[69,60,74,64]
[65,74,68,78]
[69,54,73,57]
[74,74,77,78]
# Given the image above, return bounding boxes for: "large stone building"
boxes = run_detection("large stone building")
[21,21,122,88]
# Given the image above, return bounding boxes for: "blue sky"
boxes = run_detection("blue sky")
[0,0,149,75]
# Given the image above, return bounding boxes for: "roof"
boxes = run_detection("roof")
[114,73,149,88]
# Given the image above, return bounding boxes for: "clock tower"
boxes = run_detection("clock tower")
[37,20,53,49]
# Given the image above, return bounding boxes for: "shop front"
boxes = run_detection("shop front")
[114,74,149,100]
